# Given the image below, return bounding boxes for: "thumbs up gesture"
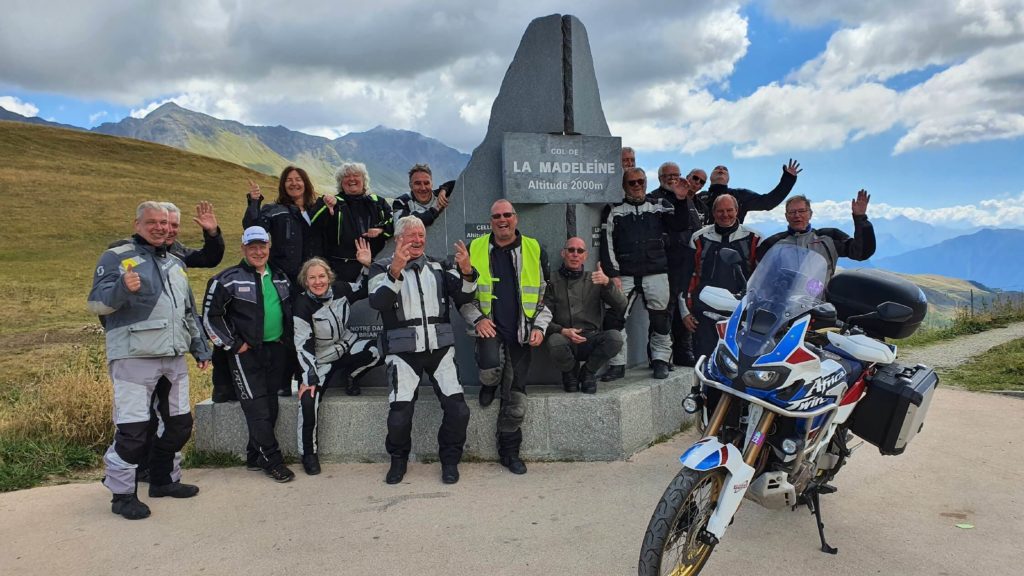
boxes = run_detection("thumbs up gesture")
[591,262,609,286]
[123,264,141,293]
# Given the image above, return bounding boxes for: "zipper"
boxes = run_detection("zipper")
[413,266,432,351]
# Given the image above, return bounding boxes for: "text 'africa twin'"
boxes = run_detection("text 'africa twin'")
[639,244,938,576]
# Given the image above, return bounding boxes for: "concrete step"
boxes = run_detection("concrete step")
[194,369,695,462]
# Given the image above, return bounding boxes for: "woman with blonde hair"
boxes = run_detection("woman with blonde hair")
[292,248,381,475]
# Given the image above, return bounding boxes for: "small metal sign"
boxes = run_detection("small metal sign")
[502,133,622,203]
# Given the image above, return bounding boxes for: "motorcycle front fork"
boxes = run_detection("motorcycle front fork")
[703,394,776,467]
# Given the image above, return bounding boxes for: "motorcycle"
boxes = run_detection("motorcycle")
[638,244,938,576]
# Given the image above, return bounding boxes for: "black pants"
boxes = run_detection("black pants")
[546,330,623,374]
[299,343,382,455]
[385,348,470,465]
[477,337,531,457]
[692,302,720,362]
[229,341,289,468]
[668,256,696,364]
[210,347,237,402]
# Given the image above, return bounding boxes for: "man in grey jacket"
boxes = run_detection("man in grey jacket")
[545,237,627,393]
[88,201,211,520]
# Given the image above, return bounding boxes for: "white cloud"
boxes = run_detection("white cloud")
[0,95,39,117]
[87,110,108,125]
[745,192,1024,228]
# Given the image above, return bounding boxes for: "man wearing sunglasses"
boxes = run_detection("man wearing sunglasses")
[648,163,705,367]
[696,159,802,226]
[462,200,551,475]
[756,191,875,278]
[599,167,689,381]
[544,237,627,393]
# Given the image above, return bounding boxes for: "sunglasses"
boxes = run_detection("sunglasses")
[786,208,810,216]
[690,175,706,184]
[627,178,646,186]
[564,247,586,254]
[490,212,516,219]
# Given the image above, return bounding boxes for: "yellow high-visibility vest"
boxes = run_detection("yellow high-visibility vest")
[469,233,542,318]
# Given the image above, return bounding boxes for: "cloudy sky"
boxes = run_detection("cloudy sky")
[2,0,1023,228]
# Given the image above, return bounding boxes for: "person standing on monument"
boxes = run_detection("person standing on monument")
[695,160,802,225]
[544,237,627,393]
[369,216,477,485]
[621,147,636,169]
[317,162,394,283]
[647,164,704,367]
[462,200,551,475]
[244,166,327,286]
[88,201,210,520]
[599,167,687,381]
[391,163,453,227]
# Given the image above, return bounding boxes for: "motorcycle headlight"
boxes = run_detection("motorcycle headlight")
[715,346,739,379]
[742,369,780,389]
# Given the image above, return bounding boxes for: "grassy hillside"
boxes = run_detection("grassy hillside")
[0,121,279,375]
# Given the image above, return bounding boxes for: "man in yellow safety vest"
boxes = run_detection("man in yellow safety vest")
[461,199,551,475]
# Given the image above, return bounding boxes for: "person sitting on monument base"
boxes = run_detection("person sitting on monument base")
[391,163,453,227]
[544,237,627,394]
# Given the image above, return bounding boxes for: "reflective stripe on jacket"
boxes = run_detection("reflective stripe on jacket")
[469,233,542,319]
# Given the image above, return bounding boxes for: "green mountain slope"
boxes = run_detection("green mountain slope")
[0,121,278,335]
[92,103,469,197]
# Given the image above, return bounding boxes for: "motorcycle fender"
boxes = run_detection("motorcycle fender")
[679,437,756,539]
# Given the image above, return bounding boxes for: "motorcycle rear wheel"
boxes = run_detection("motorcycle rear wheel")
[638,468,726,576]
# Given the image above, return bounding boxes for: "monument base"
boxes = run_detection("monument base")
[193,370,694,462]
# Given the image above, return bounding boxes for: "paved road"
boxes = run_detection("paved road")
[2,385,1022,576]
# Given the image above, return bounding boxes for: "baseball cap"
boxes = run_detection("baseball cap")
[242,226,270,245]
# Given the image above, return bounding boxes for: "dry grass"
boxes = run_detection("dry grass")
[0,122,260,489]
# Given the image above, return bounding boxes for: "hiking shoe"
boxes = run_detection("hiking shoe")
[385,459,408,484]
[111,493,151,520]
[302,454,321,476]
[345,381,362,396]
[148,482,199,499]
[265,464,295,483]
[478,386,496,407]
[441,463,460,485]
[600,365,625,382]
[652,360,670,380]
[500,456,528,475]
[246,456,266,472]
[562,370,580,392]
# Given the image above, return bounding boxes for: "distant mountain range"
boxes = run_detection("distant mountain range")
[870,228,1024,291]
[0,103,468,197]
[2,104,1022,289]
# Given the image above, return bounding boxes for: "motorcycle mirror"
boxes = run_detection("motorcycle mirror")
[718,248,742,266]
[876,301,913,323]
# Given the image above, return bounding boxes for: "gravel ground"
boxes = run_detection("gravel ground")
[899,321,1024,370]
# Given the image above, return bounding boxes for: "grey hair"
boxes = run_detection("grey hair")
[658,162,679,177]
[335,161,371,195]
[785,195,812,212]
[136,201,167,220]
[159,202,181,217]
[622,146,635,155]
[298,257,335,289]
[712,194,738,211]
[394,215,426,239]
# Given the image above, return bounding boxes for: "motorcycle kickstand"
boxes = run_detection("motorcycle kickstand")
[807,489,838,555]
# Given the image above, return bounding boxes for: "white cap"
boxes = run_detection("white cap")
[241,226,270,245]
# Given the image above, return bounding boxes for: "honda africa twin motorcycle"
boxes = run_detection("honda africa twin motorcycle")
[638,244,938,576]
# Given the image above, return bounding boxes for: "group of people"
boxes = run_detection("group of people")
[609,149,875,384]
[89,150,875,520]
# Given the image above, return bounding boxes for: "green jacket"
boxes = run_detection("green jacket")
[545,268,627,335]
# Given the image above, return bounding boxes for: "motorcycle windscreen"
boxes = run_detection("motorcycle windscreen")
[735,244,829,358]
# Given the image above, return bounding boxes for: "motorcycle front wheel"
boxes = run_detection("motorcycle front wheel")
[638,468,726,576]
